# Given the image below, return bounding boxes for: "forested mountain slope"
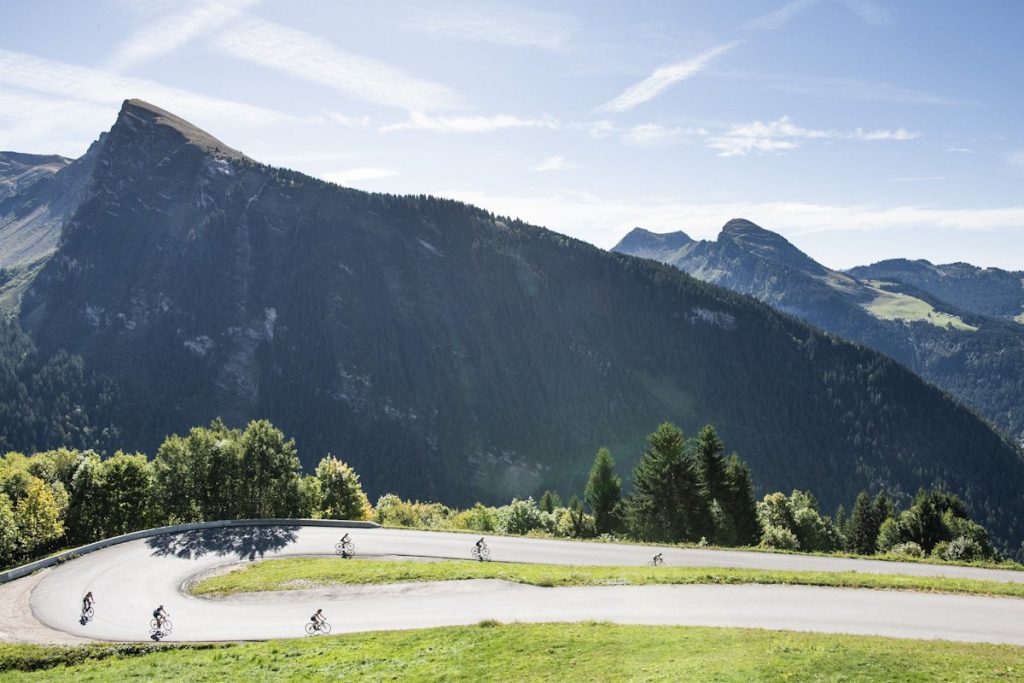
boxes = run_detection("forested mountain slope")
[615,221,1024,447]
[8,101,1024,550]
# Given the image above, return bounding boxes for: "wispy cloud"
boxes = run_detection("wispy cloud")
[573,120,616,139]
[379,111,559,134]
[720,71,965,106]
[886,176,945,183]
[597,42,740,113]
[325,112,371,127]
[104,0,259,72]
[839,0,893,25]
[0,48,292,128]
[322,168,398,184]
[707,115,918,156]
[622,123,707,146]
[405,3,577,50]
[530,156,580,172]
[212,17,460,111]
[747,0,819,31]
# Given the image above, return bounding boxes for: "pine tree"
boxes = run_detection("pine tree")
[695,425,727,502]
[627,422,711,543]
[846,491,880,554]
[539,490,561,514]
[585,448,621,534]
[722,453,760,545]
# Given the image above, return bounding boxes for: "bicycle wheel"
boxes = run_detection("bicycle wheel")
[480,546,491,561]
[83,607,94,619]
[335,542,345,554]
[305,622,317,635]
[319,621,332,634]
[471,547,481,560]
[343,542,355,556]
[161,619,173,633]
[150,618,160,630]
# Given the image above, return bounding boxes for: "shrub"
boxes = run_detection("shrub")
[451,503,498,532]
[759,525,800,551]
[930,541,951,560]
[942,536,986,562]
[496,498,542,535]
[888,541,924,558]
[556,506,595,538]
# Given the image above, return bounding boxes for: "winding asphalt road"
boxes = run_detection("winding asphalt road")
[12,525,1024,644]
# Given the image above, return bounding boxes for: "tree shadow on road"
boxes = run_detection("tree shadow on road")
[146,525,300,561]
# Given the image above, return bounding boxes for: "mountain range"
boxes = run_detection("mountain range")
[615,221,1024,448]
[2,100,1023,550]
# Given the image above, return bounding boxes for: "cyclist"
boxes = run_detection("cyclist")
[311,608,326,631]
[82,591,94,613]
[652,552,664,566]
[340,532,351,545]
[475,537,486,551]
[153,604,168,629]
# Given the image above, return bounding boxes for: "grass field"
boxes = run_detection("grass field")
[190,558,1024,600]
[862,284,977,331]
[1,622,1022,681]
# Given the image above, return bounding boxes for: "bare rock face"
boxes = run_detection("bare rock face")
[13,101,1024,551]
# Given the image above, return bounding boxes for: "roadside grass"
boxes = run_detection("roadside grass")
[191,558,1024,599]
[6,622,1024,679]
[378,523,1024,573]
[1,623,1022,681]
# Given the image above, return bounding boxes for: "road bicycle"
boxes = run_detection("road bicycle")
[80,605,94,622]
[471,542,491,562]
[149,616,173,638]
[648,553,665,567]
[305,619,332,635]
[335,540,355,558]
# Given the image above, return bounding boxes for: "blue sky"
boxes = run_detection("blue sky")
[2,0,1024,269]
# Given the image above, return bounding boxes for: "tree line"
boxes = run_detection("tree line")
[0,419,370,568]
[0,418,999,569]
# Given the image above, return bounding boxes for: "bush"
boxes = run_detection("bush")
[496,498,542,535]
[942,536,986,562]
[930,541,951,560]
[451,503,498,532]
[792,506,840,552]
[759,525,800,551]
[888,541,924,558]
[373,495,452,528]
[556,506,594,538]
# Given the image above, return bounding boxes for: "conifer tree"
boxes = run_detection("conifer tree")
[585,448,622,534]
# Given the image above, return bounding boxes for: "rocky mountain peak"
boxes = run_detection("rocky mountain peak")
[613,227,694,257]
[718,218,823,273]
[111,99,248,162]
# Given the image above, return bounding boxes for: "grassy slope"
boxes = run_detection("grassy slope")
[2,623,1022,681]
[192,558,1024,600]
[863,283,977,331]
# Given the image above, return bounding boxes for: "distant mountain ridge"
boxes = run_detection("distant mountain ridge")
[849,259,1024,323]
[614,222,1024,447]
[4,100,1024,551]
